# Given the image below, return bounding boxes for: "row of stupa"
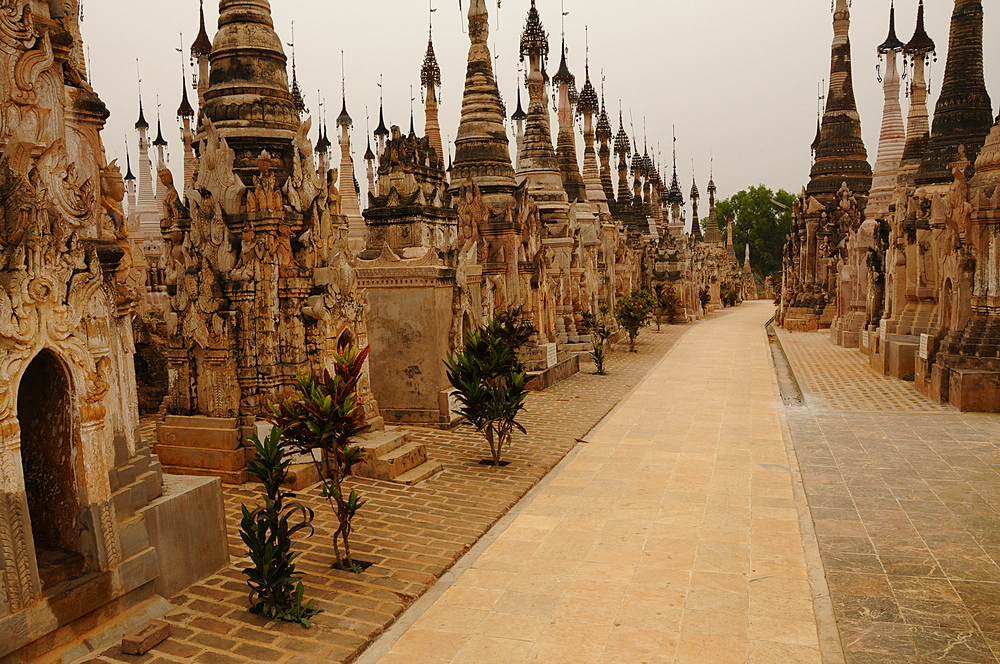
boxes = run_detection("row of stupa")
[778,0,1000,412]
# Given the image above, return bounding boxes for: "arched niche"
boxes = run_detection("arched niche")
[17,349,91,590]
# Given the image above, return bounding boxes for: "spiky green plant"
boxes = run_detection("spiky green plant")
[240,426,318,626]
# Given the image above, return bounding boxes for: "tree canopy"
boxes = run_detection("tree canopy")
[711,185,795,281]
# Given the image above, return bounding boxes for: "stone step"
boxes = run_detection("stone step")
[355,440,428,481]
[283,462,320,491]
[155,444,251,473]
[161,465,249,486]
[351,428,412,459]
[157,424,242,451]
[392,460,444,486]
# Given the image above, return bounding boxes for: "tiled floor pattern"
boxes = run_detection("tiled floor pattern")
[88,327,689,664]
[773,329,951,413]
[374,302,825,664]
[779,330,1000,663]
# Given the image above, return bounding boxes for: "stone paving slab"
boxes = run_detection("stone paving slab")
[371,303,825,664]
[778,329,1000,663]
[80,327,688,664]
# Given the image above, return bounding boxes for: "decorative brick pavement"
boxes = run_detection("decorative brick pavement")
[369,303,826,664]
[85,326,689,664]
[773,329,951,413]
[778,329,1000,663]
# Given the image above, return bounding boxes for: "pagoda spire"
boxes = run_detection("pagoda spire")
[578,37,608,217]
[806,0,872,202]
[690,176,702,240]
[596,79,614,203]
[449,0,517,208]
[517,0,560,183]
[553,40,586,203]
[868,1,907,221]
[704,163,722,243]
[336,54,364,249]
[374,74,390,164]
[914,0,993,185]
[421,11,444,165]
[191,0,213,105]
[613,108,631,207]
[288,21,307,117]
[900,0,936,172]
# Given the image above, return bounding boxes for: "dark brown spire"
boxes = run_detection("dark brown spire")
[900,0,936,165]
[806,0,872,201]
[914,0,993,185]
[878,1,904,53]
[177,78,195,118]
[191,0,213,58]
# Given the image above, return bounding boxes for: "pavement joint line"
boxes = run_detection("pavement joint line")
[353,322,697,664]
[768,322,847,664]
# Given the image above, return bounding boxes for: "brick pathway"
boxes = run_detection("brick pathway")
[778,329,1000,663]
[85,325,689,664]
[368,302,826,664]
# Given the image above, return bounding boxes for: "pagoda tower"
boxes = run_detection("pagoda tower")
[516,0,568,227]
[665,140,685,237]
[690,178,702,241]
[337,94,366,251]
[613,111,631,209]
[552,42,587,204]
[422,26,444,163]
[914,0,993,185]
[448,0,517,212]
[704,170,723,243]
[898,0,936,179]
[596,90,615,203]
[511,86,527,163]
[806,0,872,204]
[868,2,906,222]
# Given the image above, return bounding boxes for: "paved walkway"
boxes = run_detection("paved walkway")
[779,330,1000,664]
[370,302,826,664]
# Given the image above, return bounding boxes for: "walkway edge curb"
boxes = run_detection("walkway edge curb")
[765,320,846,664]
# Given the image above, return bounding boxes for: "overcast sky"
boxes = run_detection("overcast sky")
[81,1,1000,202]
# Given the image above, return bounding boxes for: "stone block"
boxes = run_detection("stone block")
[154,444,249,473]
[949,369,1000,412]
[121,619,170,655]
[526,354,580,392]
[141,475,229,599]
[157,424,242,451]
[162,415,239,429]
[886,336,918,379]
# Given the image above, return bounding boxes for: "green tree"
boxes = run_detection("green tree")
[712,185,795,281]
[615,290,656,352]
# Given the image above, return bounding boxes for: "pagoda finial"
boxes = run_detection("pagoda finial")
[422,2,442,93]
[288,21,307,115]
[337,50,352,128]
[191,0,212,58]
[878,0,904,54]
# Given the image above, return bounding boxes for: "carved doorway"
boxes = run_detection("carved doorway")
[18,350,87,591]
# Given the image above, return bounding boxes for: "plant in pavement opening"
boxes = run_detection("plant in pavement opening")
[268,345,370,571]
[446,308,536,466]
[240,426,319,626]
[615,289,656,352]
[582,307,612,375]
[699,287,711,311]
[653,283,684,327]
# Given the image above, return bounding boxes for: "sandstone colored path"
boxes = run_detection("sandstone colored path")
[372,302,825,664]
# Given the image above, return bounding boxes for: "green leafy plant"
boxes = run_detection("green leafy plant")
[268,346,370,571]
[446,308,536,466]
[615,290,655,352]
[653,283,684,326]
[582,308,612,375]
[699,287,711,310]
[240,426,319,626]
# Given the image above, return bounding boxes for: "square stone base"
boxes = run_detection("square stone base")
[949,369,1000,412]
[886,336,919,379]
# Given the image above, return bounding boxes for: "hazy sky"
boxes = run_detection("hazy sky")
[81,1,1000,202]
